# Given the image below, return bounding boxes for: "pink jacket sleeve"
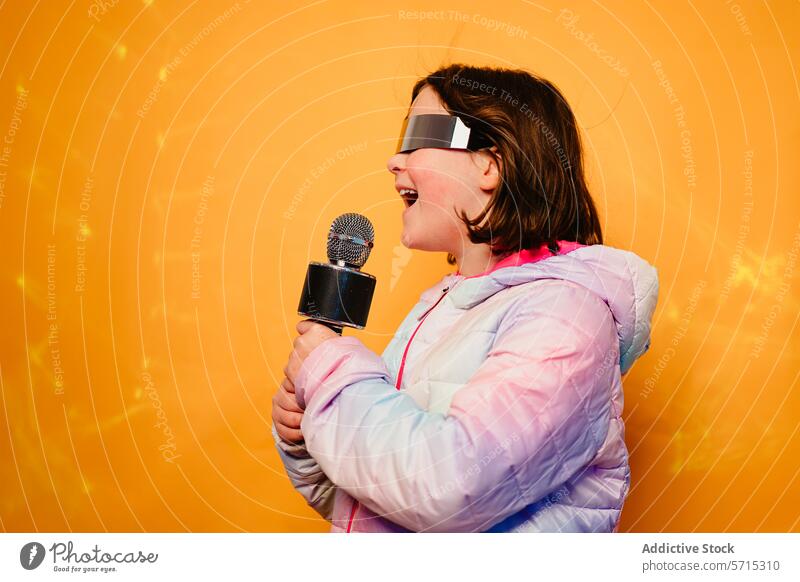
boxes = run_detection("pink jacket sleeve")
[295,285,618,532]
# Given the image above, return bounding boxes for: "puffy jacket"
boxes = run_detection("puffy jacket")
[272,241,659,532]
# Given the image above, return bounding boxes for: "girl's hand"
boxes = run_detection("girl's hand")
[272,376,304,443]
[283,320,339,392]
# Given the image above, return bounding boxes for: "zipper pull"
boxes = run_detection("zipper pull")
[417,285,450,321]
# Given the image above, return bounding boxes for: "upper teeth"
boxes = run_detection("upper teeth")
[400,188,417,196]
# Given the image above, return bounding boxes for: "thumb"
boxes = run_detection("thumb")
[296,319,316,334]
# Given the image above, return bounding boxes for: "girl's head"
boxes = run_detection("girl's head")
[386,64,603,265]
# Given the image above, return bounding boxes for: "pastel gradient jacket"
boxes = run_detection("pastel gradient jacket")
[272,242,659,532]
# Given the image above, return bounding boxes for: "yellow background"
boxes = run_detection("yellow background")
[1,0,798,532]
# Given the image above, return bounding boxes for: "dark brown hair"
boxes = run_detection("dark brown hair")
[410,64,603,265]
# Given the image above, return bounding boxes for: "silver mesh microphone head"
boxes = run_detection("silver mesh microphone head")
[327,213,375,269]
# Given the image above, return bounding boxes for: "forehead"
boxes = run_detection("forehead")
[409,85,448,116]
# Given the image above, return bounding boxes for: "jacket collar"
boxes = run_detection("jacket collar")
[436,241,586,308]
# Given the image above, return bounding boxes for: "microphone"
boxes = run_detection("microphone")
[297,213,377,335]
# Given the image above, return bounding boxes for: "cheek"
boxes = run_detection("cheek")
[407,151,470,212]
[402,151,482,250]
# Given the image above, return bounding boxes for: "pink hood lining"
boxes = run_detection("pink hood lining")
[454,240,586,279]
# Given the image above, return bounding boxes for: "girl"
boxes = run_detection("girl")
[273,64,659,533]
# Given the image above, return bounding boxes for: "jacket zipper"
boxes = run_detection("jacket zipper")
[345,283,454,533]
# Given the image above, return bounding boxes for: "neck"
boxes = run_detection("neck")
[454,244,505,277]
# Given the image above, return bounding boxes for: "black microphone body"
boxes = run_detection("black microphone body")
[298,261,376,334]
[297,213,377,335]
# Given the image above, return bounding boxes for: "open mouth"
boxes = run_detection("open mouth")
[399,188,419,208]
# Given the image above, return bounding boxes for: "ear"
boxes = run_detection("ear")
[473,147,501,193]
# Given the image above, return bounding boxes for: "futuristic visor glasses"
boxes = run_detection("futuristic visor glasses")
[396,114,492,154]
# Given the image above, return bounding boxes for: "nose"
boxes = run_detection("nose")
[386,151,407,175]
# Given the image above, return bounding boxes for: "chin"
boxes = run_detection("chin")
[401,223,451,252]
[400,232,420,250]
[402,236,445,253]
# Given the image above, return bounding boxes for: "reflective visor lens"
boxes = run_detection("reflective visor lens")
[396,114,488,153]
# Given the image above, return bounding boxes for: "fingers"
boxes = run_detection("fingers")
[281,376,295,394]
[274,384,302,414]
[272,375,304,444]
[275,423,303,444]
[273,403,303,430]
[272,391,303,443]
[284,351,301,385]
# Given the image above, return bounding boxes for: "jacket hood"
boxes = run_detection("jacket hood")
[436,244,659,375]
